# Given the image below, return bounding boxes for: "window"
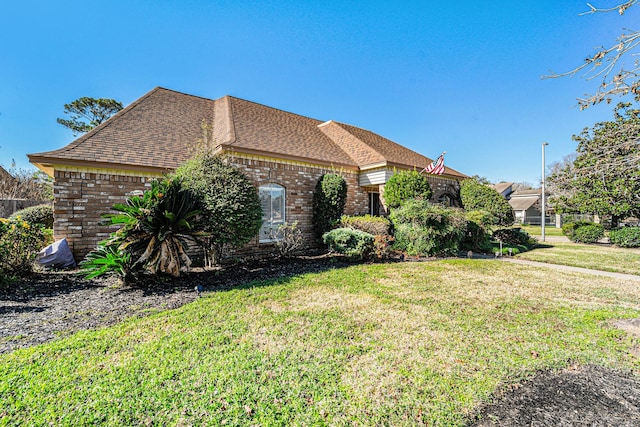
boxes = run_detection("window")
[259,184,285,242]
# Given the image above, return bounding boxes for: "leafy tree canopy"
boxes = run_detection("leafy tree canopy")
[548,103,640,226]
[57,97,123,135]
[460,178,514,227]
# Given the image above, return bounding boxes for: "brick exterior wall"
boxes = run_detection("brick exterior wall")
[230,156,369,257]
[53,170,152,259]
[52,161,461,262]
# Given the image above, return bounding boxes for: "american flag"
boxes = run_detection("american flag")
[424,153,445,175]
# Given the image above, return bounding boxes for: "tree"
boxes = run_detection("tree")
[460,178,514,227]
[0,162,53,200]
[313,173,348,238]
[57,97,123,135]
[382,170,432,209]
[548,103,640,227]
[544,1,640,109]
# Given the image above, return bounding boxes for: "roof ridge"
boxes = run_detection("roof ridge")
[318,120,386,166]
[224,95,324,124]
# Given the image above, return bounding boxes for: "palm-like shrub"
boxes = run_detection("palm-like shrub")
[82,178,201,281]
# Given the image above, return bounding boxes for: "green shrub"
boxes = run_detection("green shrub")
[382,170,432,209]
[461,210,493,252]
[609,227,640,248]
[460,179,514,227]
[9,204,53,228]
[340,214,391,236]
[322,228,374,260]
[390,199,467,257]
[0,218,46,282]
[562,221,604,243]
[561,221,592,239]
[572,224,605,243]
[492,228,532,246]
[313,174,347,238]
[173,153,262,262]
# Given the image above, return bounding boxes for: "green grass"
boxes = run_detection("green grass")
[519,224,565,237]
[2,261,640,426]
[517,242,640,275]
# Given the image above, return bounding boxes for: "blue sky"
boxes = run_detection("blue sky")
[0,0,636,185]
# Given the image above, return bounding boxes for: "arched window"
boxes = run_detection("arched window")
[259,184,285,242]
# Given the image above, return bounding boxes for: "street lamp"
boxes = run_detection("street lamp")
[541,142,549,242]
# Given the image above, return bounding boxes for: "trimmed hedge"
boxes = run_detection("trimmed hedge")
[562,221,604,243]
[0,218,46,282]
[313,174,348,238]
[340,215,391,236]
[573,224,605,243]
[322,228,374,260]
[382,170,432,209]
[492,228,532,246]
[609,227,640,248]
[460,179,514,227]
[9,204,53,229]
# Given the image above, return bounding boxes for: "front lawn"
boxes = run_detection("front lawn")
[516,242,640,276]
[519,224,565,237]
[2,260,640,426]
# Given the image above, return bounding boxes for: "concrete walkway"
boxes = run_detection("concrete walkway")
[500,257,640,282]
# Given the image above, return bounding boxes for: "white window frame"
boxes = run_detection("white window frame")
[259,183,286,243]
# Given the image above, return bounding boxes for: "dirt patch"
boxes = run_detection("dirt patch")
[0,256,349,354]
[469,364,640,426]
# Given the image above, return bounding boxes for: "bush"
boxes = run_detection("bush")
[572,223,605,243]
[9,204,53,228]
[340,215,391,236]
[562,221,604,243]
[322,228,374,260]
[313,174,348,238]
[492,227,532,246]
[382,170,432,209]
[390,199,467,257]
[609,227,640,248]
[460,179,514,227]
[0,218,46,282]
[173,153,262,262]
[270,222,304,258]
[461,210,493,252]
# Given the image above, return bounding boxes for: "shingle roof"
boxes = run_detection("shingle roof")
[29,87,467,178]
[509,196,539,211]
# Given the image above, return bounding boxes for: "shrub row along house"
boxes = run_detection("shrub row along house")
[29,87,467,261]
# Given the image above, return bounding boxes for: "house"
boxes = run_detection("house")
[491,182,514,199]
[507,189,544,224]
[29,87,468,260]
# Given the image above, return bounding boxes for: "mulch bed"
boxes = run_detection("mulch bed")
[0,256,347,354]
[2,256,640,425]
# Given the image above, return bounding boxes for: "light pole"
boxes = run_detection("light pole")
[541,142,549,242]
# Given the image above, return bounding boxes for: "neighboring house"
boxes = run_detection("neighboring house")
[29,87,468,260]
[508,189,543,224]
[491,182,514,199]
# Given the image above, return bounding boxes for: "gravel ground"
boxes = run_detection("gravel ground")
[2,257,640,425]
